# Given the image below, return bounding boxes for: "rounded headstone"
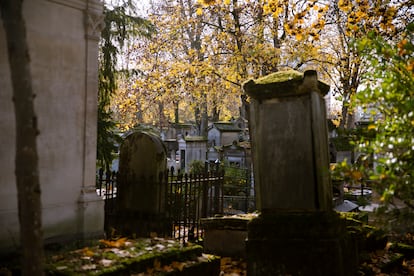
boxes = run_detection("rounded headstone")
[117,131,167,213]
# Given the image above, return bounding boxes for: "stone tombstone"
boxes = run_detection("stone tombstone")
[243,70,357,275]
[115,131,168,237]
[244,69,332,212]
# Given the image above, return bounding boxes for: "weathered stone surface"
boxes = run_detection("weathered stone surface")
[244,70,332,212]
[0,0,104,253]
[115,131,168,237]
[243,70,357,275]
[246,212,358,276]
[201,216,252,257]
[45,240,220,276]
[243,70,330,100]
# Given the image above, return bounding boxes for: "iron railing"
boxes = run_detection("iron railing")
[97,168,225,244]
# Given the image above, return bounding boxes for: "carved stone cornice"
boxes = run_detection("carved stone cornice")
[47,0,104,41]
[84,8,105,41]
[48,0,102,13]
[48,0,86,10]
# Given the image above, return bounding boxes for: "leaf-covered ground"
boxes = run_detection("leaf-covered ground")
[220,257,246,276]
[219,241,414,276]
[358,249,414,275]
[3,234,414,275]
[43,237,222,275]
[219,254,414,276]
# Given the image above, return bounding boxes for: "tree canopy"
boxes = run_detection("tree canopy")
[112,0,334,132]
[97,0,155,170]
[110,0,413,132]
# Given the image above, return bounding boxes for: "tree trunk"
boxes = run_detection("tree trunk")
[0,1,44,275]
[211,106,220,122]
[339,101,349,130]
[200,92,208,137]
[174,101,179,123]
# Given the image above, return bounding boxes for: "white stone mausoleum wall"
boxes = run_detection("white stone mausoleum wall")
[0,0,104,252]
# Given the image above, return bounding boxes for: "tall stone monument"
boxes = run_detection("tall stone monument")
[243,70,357,275]
[115,131,169,237]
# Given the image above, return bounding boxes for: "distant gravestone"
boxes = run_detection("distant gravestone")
[115,131,168,237]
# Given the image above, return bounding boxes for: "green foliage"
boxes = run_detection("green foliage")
[352,23,414,210]
[97,1,155,170]
[189,160,205,175]
[97,104,122,171]
[224,166,248,186]
[330,135,353,151]
[222,165,249,198]
[99,1,155,105]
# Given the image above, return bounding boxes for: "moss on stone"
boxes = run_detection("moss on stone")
[253,70,303,84]
[184,136,207,142]
[243,69,330,100]
[45,238,209,275]
[201,214,258,230]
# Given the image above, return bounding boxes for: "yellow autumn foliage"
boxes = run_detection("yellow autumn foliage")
[82,247,95,257]
[351,170,363,180]
[107,0,410,132]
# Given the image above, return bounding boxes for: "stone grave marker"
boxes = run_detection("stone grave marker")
[243,70,358,276]
[114,131,169,237]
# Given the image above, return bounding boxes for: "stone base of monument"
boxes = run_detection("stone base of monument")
[246,211,358,276]
[201,216,252,258]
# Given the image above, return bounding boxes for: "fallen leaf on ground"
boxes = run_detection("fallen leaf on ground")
[172,261,185,271]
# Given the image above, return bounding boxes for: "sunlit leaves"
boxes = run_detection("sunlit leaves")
[263,0,284,16]
[337,0,401,38]
[354,24,414,208]
[109,0,412,135]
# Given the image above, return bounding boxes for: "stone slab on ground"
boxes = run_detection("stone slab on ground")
[44,237,219,275]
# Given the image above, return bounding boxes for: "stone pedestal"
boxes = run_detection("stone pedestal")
[247,212,357,276]
[243,70,357,275]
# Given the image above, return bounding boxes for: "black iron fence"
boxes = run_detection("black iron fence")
[96,168,225,244]
[97,168,117,231]
[167,170,224,243]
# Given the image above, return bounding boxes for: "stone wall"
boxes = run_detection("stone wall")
[0,0,104,253]
[183,137,208,172]
[221,132,239,146]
